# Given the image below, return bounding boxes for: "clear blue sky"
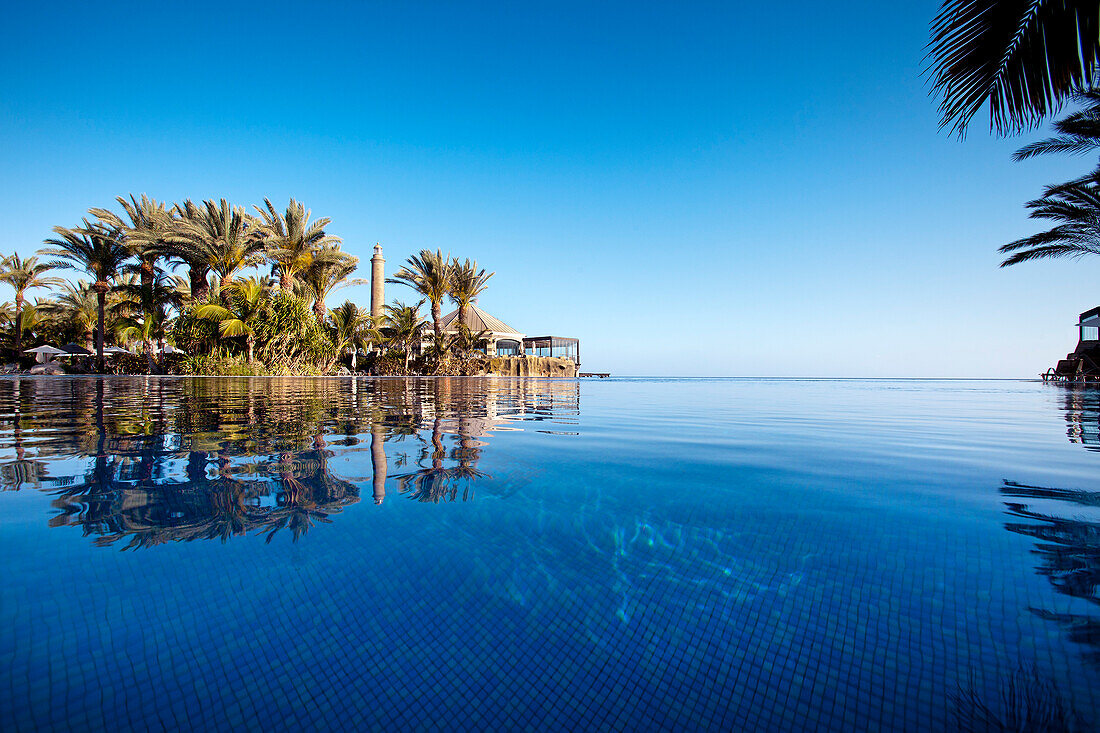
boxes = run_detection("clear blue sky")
[0,1,1092,376]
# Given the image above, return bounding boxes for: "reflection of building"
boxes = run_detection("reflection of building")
[1061,386,1100,450]
[0,375,585,543]
[0,459,51,491]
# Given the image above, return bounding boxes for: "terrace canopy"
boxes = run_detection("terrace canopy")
[523,336,580,365]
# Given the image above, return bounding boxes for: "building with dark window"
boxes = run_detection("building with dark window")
[1044,306,1100,381]
[434,305,579,365]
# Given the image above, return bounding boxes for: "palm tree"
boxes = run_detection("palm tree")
[0,253,63,354]
[448,258,494,329]
[926,1,1100,136]
[114,271,187,371]
[41,220,129,371]
[388,249,451,339]
[254,198,341,290]
[40,281,99,353]
[17,302,44,348]
[194,277,270,363]
[329,301,380,369]
[90,195,178,304]
[297,244,361,321]
[999,175,1100,266]
[383,299,425,372]
[116,313,162,371]
[174,199,266,297]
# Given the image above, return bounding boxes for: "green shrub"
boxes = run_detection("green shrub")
[171,291,336,374]
[171,306,219,356]
[254,292,335,370]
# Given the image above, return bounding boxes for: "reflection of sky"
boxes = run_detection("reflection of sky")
[2,378,1100,729]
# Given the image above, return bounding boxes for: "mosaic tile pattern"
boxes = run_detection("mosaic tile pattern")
[0,377,1098,731]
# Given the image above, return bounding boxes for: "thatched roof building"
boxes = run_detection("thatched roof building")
[438,305,525,356]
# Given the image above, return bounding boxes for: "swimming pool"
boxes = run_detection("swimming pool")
[1,377,1097,730]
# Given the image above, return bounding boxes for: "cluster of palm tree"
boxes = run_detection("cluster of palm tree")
[389,249,493,337]
[0,197,499,374]
[0,194,361,371]
[926,2,1100,269]
[374,249,495,372]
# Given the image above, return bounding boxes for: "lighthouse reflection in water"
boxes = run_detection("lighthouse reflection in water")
[0,376,578,547]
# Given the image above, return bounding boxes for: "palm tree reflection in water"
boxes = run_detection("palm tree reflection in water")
[0,376,579,547]
[950,478,1100,730]
[1001,480,1100,665]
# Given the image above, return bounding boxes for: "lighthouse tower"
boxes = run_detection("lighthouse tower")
[370,243,385,319]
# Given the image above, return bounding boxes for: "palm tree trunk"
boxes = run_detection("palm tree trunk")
[458,302,468,329]
[140,256,155,312]
[141,256,155,290]
[314,298,326,323]
[186,451,208,484]
[190,265,210,302]
[432,418,444,469]
[432,299,442,339]
[84,328,94,355]
[13,293,22,356]
[246,334,254,364]
[280,272,292,290]
[144,339,154,374]
[95,287,106,372]
[370,425,386,504]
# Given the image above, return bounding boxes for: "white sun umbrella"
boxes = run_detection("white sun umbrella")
[158,344,185,355]
[23,345,67,364]
[103,346,134,356]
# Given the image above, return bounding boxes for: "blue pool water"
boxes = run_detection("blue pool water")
[1,377,1099,730]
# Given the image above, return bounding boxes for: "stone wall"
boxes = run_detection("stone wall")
[472,355,577,378]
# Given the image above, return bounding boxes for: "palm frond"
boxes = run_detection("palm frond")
[194,303,232,321]
[999,174,1100,265]
[926,0,1100,136]
[218,319,252,338]
[253,198,341,287]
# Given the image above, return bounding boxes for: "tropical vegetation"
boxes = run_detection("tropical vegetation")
[926,3,1100,272]
[0,195,504,375]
